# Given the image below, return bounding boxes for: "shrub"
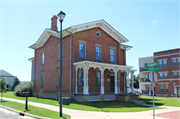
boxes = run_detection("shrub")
[14,82,33,96]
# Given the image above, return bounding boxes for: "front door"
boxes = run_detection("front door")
[110,76,115,92]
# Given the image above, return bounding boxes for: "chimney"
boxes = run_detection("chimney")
[51,15,58,31]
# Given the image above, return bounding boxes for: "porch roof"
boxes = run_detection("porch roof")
[73,61,136,72]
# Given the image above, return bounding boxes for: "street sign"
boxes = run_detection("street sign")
[147,62,159,67]
[145,66,159,71]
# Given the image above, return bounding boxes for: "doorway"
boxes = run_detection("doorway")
[110,76,115,92]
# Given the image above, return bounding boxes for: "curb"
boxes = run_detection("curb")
[0,105,50,119]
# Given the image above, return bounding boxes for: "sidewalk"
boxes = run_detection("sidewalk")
[2,97,180,119]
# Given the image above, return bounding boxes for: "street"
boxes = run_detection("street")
[0,107,35,119]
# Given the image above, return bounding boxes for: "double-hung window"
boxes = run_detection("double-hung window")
[41,72,44,88]
[163,60,167,67]
[57,70,60,87]
[110,48,115,63]
[159,60,162,68]
[173,59,176,66]
[96,70,101,87]
[95,46,101,61]
[164,72,168,79]
[41,52,44,65]
[165,84,168,93]
[174,72,177,78]
[79,69,84,87]
[160,84,164,93]
[178,58,180,66]
[159,73,163,79]
[79,43,85,59]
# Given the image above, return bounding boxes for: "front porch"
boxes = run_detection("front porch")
[73,61,137,102]
[75,93,139,102]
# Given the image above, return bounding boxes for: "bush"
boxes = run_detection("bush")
[14,82,33,96]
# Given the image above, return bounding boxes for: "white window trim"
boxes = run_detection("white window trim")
[95,44,102,61]
[157,59,167,61]
[171,57,180,59]
[172,70,180,72]
[79,42,86,59]
[159,82,169,84]
[110,48,116,63]
[158,71,168,73]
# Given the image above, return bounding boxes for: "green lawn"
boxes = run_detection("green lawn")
[2,91,163,112]
[0,99,70,119]
[139,96,180,107]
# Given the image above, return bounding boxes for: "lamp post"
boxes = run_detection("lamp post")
[57,11,66,117]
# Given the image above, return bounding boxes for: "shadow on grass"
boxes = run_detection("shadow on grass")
[67,101,153,109]
[0,100,8,102]
[139,98,164,106]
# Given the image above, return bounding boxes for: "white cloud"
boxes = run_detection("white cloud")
[28,53,34,57]
[153,19,158,24]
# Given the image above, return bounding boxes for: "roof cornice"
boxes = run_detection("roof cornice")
[29,19,129,49]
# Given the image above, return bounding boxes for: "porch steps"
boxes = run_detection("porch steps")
[132,100,146,105]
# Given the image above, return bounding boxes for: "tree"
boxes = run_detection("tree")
[130,74,139,89]
[0,77,8,101]
[14,82,33,96]
[12,77,20,90]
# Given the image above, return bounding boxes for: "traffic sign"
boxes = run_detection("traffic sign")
[145,66,159,71]
[147,62,159,67]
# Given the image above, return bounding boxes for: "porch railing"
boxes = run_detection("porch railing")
[140,78,151,82]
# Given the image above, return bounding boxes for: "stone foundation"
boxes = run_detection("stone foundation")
[33,91,70,100]
[116,93,139,102]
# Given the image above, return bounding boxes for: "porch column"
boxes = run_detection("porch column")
[83,64,89,95]
[75,67,78,94]
[100,66,105,94]
[86,68,89,94]
[126,70,130,93]
[114,68,118,94]
[131,71,134,93]
[118,71,120,93]
[124,72,126,93]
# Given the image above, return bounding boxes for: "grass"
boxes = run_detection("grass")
[139,96,180,107]
[0,99,71,119]
[63,101,163,112]
[2,91,164,112]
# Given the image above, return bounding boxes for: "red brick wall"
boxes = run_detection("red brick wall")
[34,27,126,94]
[154,48,180,96]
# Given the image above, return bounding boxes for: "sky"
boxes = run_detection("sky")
[0,0,179,81]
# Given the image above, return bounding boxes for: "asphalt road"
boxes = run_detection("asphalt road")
[0,107,35,119]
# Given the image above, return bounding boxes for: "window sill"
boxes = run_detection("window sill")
[95,60,102,62]
[172,66,178,67]
[110,62,116,64]
[79,58,86,60]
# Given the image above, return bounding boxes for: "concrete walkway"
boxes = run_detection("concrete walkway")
[2,97,180,119]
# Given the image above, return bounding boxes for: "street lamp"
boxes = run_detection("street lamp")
[57,11,66,117]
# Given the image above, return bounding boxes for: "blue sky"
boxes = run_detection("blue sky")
[0,0,179,81]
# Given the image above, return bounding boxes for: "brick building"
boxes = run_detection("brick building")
[29,15,136,102]
[154,48,180,97]
[139,48,180,97]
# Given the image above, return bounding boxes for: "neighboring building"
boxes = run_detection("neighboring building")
[154,48,180,97]
[29,15,136,102]
[0,69,16,91]
[139,56,157,95]
[139,48,180,97]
